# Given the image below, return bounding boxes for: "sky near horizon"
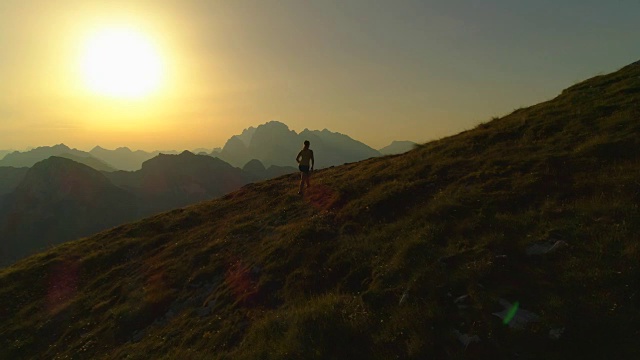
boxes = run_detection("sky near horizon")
[1,0,639,152]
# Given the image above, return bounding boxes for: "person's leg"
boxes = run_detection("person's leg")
[305,171,311,188]
[299,172,305,193]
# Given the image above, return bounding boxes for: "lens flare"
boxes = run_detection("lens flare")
[503,301,520,325]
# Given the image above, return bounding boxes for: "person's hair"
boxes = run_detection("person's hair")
[303,140,310,148]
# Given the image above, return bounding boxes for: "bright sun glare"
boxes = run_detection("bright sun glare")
[80,27,164,99]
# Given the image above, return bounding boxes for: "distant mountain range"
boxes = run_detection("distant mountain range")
[2,124,416,172]
[0,144,116,171]
[89,146,162,171]
[214,121,383,168]
[0,153,295,267]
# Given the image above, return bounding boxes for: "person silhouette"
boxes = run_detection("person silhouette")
[296,140,314,194]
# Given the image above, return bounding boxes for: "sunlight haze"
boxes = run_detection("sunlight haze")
[1,0,639,151]
[79,26,165,99]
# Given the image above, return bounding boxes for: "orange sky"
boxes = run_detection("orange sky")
[2,0,639,151]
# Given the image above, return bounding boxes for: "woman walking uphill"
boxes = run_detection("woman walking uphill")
[296,140,314,195]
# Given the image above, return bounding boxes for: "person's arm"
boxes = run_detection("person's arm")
[296,151,302,164]
[310,150,314,170]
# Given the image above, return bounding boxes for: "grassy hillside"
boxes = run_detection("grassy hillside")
[1,60,639,359]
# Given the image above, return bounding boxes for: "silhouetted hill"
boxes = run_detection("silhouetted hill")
[379,140,417,155]
[0,167,28,196]
[242,159,297,181]
[242,158,267,177]
[1,60,640,358]
[217,121,380,168]
[0,153,273,267]
[0,144,117,172]
[0,157,137,266]
[105,151,251,215]
[192,148,213,155]
[89,146,158,171]
[58,153,116,172]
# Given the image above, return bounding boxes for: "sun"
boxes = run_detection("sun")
[80,26,165,99]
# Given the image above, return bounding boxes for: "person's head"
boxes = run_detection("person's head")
[303,140,310,149]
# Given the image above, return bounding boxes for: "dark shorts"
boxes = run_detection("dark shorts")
[299,165,310,173]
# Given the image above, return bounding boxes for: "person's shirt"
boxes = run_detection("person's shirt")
[297,148,314,167]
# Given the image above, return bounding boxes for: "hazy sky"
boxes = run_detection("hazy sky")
[1,0,639,151]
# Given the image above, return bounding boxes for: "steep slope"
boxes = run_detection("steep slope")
[0,157,137,267]
[57,153,116,172]
[0,150,13,160]
[1,61,640,359]
[236,126,256,147]
[379,140,417,155]
[216,136,251,168]
[0,167,28,196]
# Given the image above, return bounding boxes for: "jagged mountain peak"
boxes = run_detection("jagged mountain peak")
[262,120,290,129]
[252,120,296,138]
[51,143,70,150]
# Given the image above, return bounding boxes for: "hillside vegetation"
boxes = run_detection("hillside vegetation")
[1,60,639,359]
